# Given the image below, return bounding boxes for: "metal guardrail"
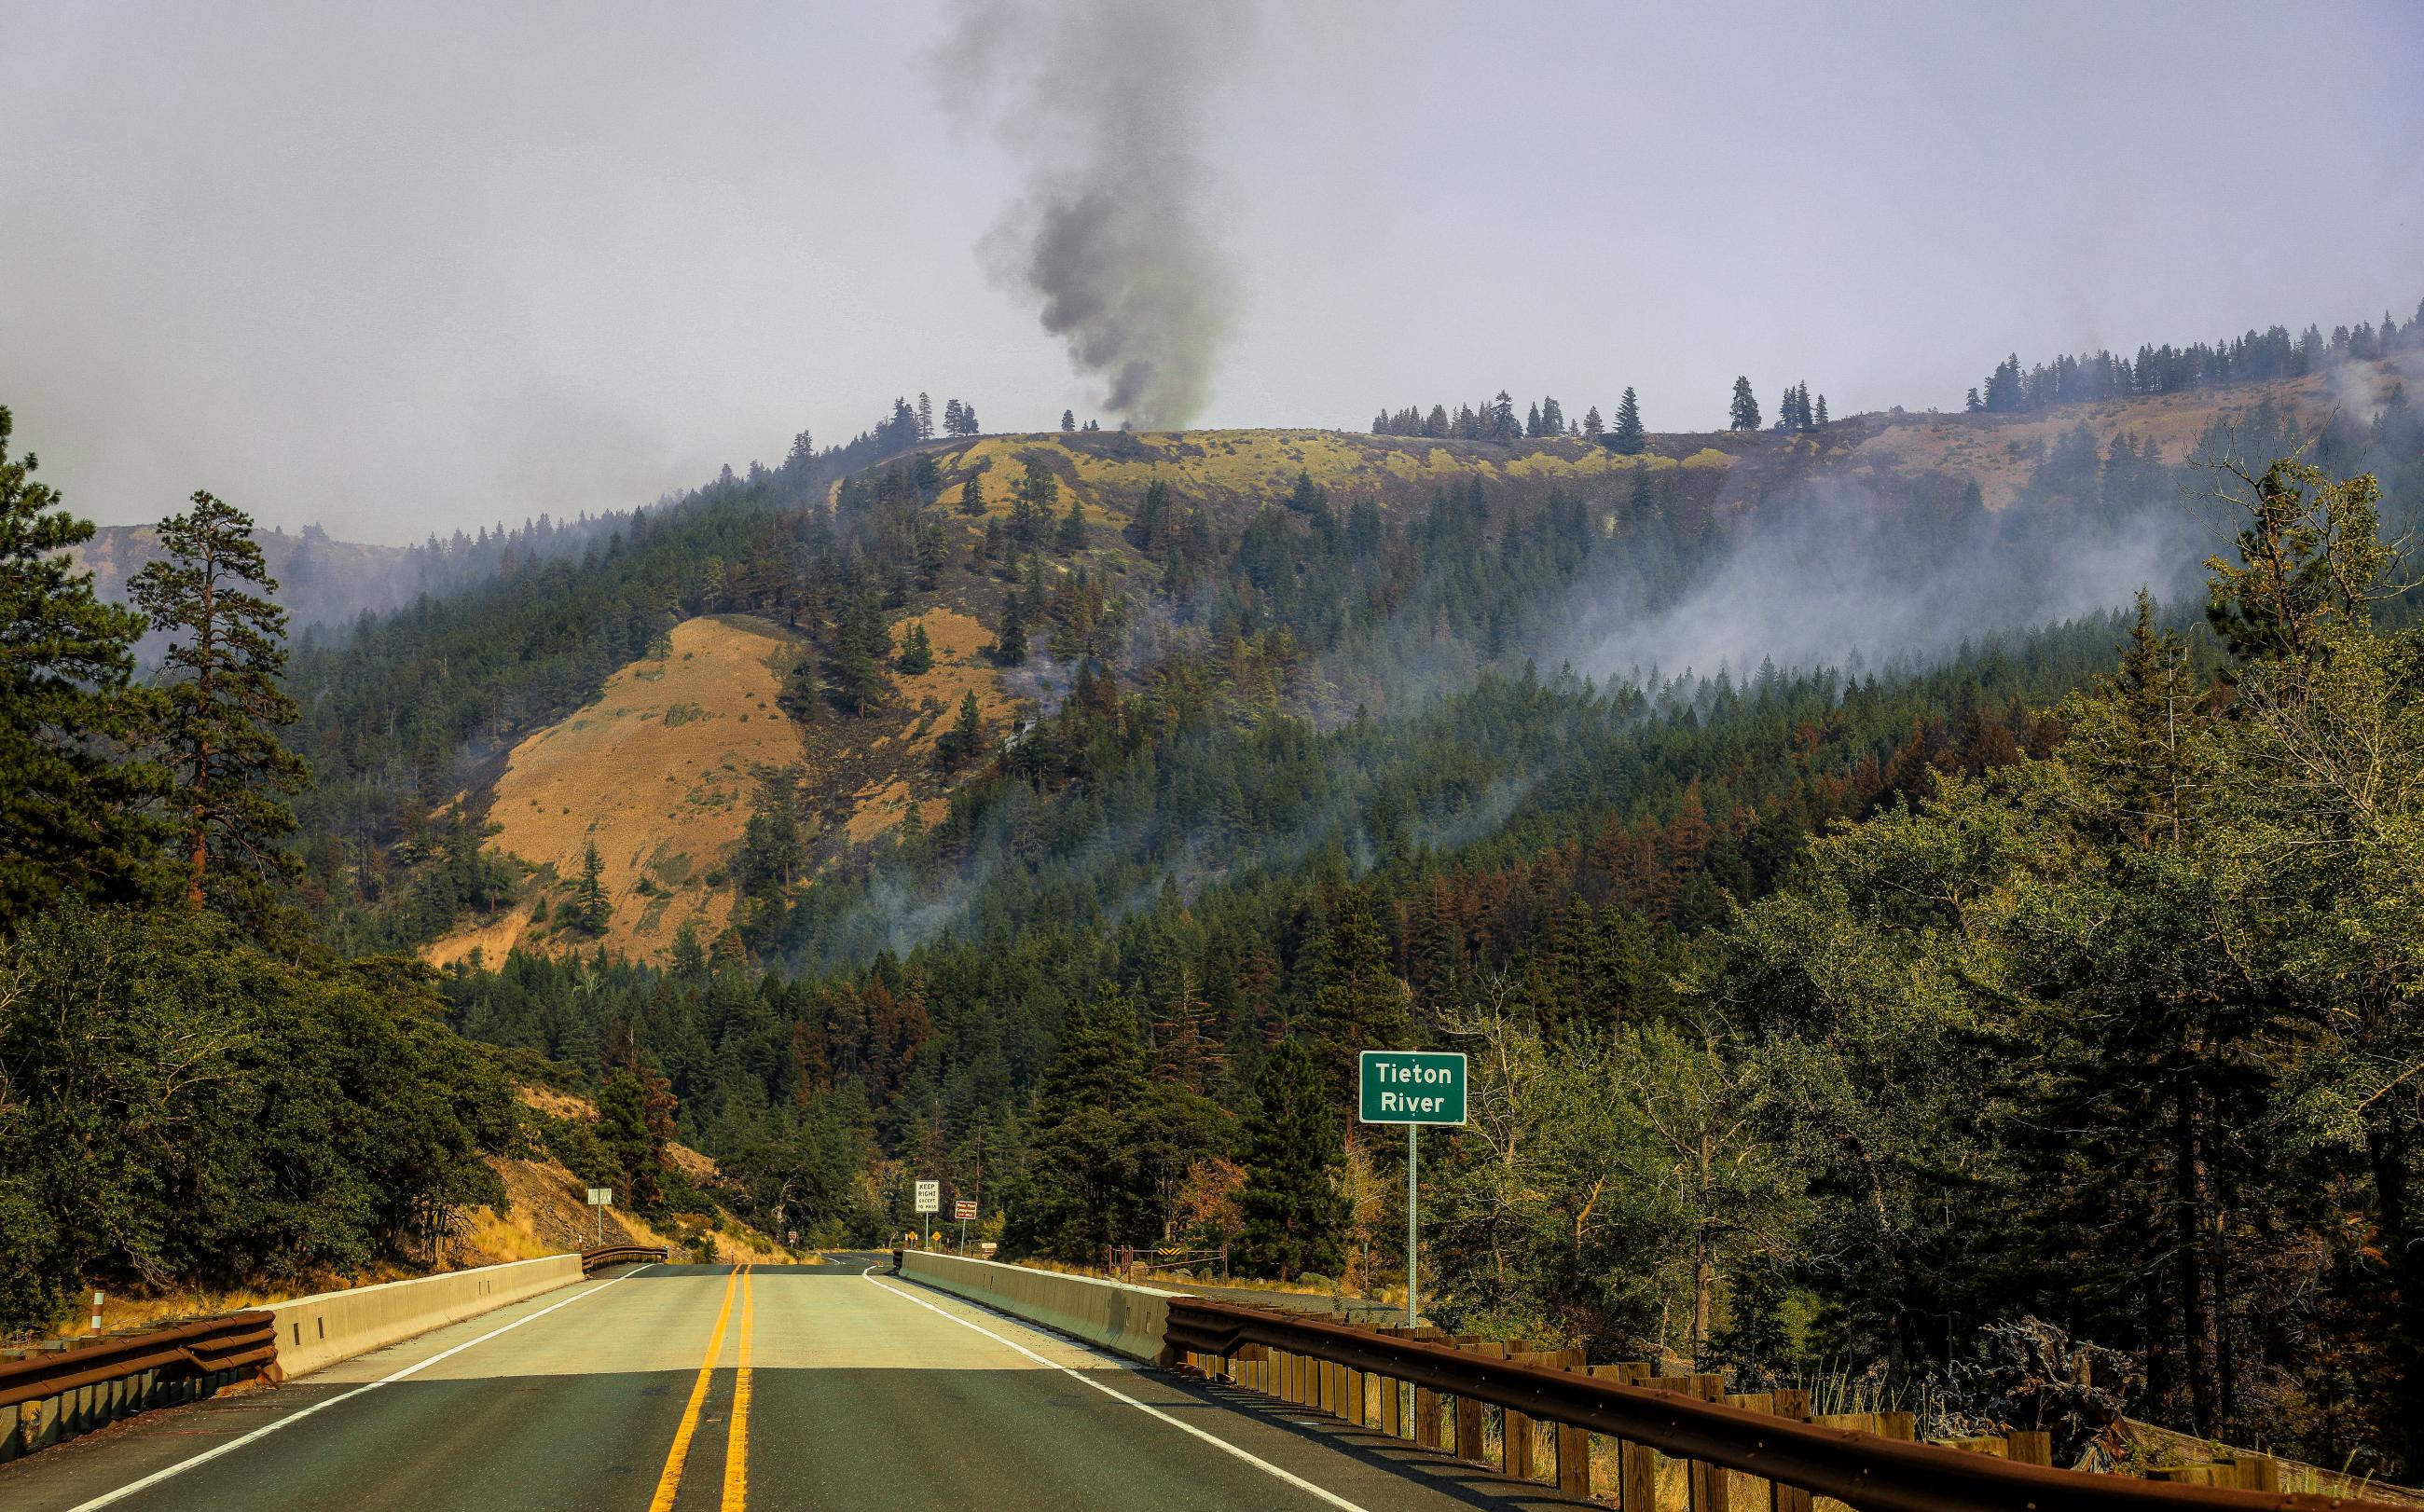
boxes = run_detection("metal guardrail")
[1164,1299,2399,1512]
[0,1311,279,1411]
[580,1244,668,1274]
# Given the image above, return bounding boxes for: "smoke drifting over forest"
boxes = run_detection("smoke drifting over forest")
[936,0,1253,429]
[1562,480,2218,688]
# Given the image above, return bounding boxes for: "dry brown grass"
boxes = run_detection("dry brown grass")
[1844,371,2347,510]
[425,613,810,966]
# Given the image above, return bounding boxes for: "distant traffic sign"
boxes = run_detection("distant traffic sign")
[955,1200,977,1222]
[1357,1051,1467,1125]
[915,1180,940,1214]
[585,1187,613,1206]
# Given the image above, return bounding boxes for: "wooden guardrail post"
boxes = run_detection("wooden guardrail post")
[1453,1341,1505,1463]
[1504,1351,1538,1479]
[1723,1391,1775,1508]
[1769,1388,1813,1512]
[1546,1351,1591,1497]
[1684,1374,1732,1512]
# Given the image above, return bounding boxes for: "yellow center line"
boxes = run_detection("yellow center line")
[721,1263,754,1512]
[648,1264,739,1512]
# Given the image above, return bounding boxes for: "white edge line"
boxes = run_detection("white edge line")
[65,1265,654,1512]
[863,1267,1368,1512]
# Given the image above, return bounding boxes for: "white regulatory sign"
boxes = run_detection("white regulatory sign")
[914,1180,940,1214]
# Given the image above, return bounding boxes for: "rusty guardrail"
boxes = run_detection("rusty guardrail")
[0,1312,277,1410]
[1165,1298,2400,1512]
[0,1311,278,1464]
[580,1244,668,1274]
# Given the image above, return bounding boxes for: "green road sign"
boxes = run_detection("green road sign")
[1358,1050,1467,1125]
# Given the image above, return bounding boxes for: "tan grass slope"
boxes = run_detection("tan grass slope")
[424,607,1020,966]
[427,613,809,966]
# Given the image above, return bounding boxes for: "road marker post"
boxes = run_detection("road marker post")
[1357,1050,1467,1327]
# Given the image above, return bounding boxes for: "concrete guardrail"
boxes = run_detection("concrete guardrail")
[269,1253,586,1378]
[898,1250,1174,1364]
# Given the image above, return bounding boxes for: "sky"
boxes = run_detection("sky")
[3,1,2418,544]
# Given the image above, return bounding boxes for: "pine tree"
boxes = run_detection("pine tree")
[574,838,610,933]
[958,469,986,517]
[1492,391,1518,441]
[989,600,1028,667]
[1302,886,1416,1107]
[1525,401,1543,437]
[915,519,948,591]
[1237,1040,1345,1281]
[1610,387,1646,455]
[1728,377,1761,431]
[916,392,933,440]
[1627,463,1658,527]
[1814,393,1828,429]
[0,405,166,923]
[1003,983,1148,1261]
[943,398,963,436]
[1153,963,1220,1095]
[1582,405,1604,438]
[960,402,981,434]
[938,689,985,767]
[737,765,804,899]
[1539,396,1563,435]
[1010,458,1058,546]
[896,621,935,675]
[1060,409,1077,433]
[1056,495,1086,553]
[823,583,892,715]
[130,491,310,924]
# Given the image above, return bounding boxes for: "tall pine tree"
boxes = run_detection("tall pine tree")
[1728,377,1761,431]
[1610,387,1646,455]
[129,491,310,927]
[1237,1040,1346,1280]
[0,405,165,923]
[1003,983,1148,1261]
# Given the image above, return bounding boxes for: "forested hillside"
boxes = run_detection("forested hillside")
[7,299,2423,1479]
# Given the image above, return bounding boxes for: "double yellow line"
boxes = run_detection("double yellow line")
[649,1262,755,1512]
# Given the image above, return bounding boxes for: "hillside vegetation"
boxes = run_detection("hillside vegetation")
[10,300,2424,1481]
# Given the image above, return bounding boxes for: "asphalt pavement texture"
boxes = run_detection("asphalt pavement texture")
[0,1255,1580,1511]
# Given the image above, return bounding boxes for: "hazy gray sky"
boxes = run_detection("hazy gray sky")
[4,1,2418,543]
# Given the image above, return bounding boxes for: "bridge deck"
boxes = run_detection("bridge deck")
[0,1258,1577,1511]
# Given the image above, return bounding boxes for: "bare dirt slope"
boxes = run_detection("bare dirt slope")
[426,608,1019,965]
[1843,365,2385,509]
[428,614,809,966]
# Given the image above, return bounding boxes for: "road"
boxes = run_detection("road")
[0,1257,1578,1511]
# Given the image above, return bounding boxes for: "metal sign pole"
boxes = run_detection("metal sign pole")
[1406,1123,1418,1327]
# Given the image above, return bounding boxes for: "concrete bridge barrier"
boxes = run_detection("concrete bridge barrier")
[898,1251,1173,1364]
[269,1254,586,1378]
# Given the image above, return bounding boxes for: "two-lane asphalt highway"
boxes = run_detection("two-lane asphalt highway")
[0,1258,1578,1511]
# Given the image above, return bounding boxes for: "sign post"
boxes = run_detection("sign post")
[586,1186,613,1246]
[1357,1050,1467,1327]
[915,1179,940,1249]
[955,1199,977,1251]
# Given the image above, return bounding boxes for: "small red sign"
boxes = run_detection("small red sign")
[954,1201,978,1222]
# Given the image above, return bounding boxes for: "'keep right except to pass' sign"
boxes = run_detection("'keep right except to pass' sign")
[1357,1050,1467,1125]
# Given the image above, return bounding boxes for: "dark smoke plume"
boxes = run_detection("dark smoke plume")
[937,0,1251,429]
